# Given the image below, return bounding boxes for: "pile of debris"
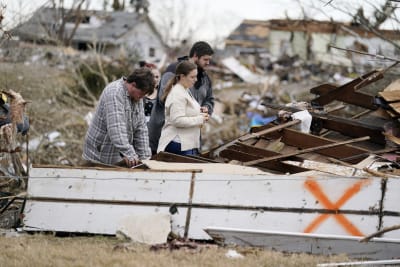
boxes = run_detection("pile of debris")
[0,90,29,228]
[157,66,400,177]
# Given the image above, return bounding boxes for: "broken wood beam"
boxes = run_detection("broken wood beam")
[153,152,210,163]
[243,136,370,166]
[263,103,385,145]
[327,157,391,178]
[360,224,400,243]
[251,124,371,164]
[239,120,300,142]
[278,128,370,164]
[219,148,308,174]
[310,69,382,109]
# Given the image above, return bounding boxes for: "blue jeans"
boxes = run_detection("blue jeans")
[165,141,199,156]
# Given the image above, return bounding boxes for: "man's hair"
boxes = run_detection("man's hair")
[189,41,214,58]
[126,67,155,95]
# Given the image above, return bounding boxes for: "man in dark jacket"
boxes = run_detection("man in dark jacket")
[148,41,214,154]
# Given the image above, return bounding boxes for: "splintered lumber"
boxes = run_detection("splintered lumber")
[239,120,300,141]
[378,90,400,103]
[219,142,309,174]
[360,224,400,243]
[310,70,381,110]
[263,103,385,144]
[253,126,370,164]
[388,102,400,115]
[243,136,370,166]
[327,157,392,178]
[209,119,300,158]
[153,151,210,163]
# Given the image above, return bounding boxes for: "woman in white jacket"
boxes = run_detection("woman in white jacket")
[157,61,209,155]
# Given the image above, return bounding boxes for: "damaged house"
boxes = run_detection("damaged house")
[12,6,167,63]
[225,19,400,70]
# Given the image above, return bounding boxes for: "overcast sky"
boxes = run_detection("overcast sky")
[2,0,399,43]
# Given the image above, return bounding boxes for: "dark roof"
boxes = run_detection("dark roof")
[225,20,270,48]
[13,7,164,45]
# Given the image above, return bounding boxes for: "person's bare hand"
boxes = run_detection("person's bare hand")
[201,112,209,122]
[200,106,208,114]
[123,157,139,168]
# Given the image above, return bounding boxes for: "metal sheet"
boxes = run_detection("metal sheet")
[189,209,379,240]
[204,227,400,260]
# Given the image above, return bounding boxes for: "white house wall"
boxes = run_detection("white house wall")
[268,29,400,69]
[111,22,165,63]
[268,30,294,58]
[313,34,399,69]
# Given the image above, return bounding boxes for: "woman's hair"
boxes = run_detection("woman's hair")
[161,61,197,103]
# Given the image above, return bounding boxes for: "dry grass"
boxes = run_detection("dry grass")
[0,233,350,267]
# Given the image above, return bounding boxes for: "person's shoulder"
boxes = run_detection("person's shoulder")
[102,79,124,96]
[169,84,185,95]
[164,56,188,74]
[164,62,178,74]
[202,71,212,85]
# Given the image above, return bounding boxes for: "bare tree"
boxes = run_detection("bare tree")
[0,4,12,46]
[309,0,400,50]
[43,0,90,46]
[148,0,205,48]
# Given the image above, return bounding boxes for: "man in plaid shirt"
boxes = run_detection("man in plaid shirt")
[83,68,155,168]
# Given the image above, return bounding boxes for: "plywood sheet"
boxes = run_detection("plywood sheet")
[379,90,400,102]
[192,173,381,210]
[190,209,379,239]
[28,167,192,202]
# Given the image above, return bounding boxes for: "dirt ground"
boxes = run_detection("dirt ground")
[0,233,350,267]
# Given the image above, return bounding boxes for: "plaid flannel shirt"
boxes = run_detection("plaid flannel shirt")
[82,78,151,165]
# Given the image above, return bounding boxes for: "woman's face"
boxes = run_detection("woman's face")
[151,68,160,88]
[179,69,197,89]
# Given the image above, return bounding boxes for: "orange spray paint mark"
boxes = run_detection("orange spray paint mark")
[303,178,371,236]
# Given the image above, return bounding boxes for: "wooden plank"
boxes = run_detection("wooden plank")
[378,90,400,102]
[153,151,210,163]
[204,227,400,260]
[229,143,308,172]
[194,211,379,240]
[243,136,370,166]
[192,173,381,211]
[191,172,384,237]
[388,101,400,114]
[219,148,307,174]
[256,126,371,163]
[23,166,397,240]
[27,167,192,202]
[316,116,385,145]
[262,103,385,144]
[280,128,370,163]
[23,201,179,235]
[382,79,400,92]
[311,70,382,109]
[309,83,338,95]
[239,120,300,141]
